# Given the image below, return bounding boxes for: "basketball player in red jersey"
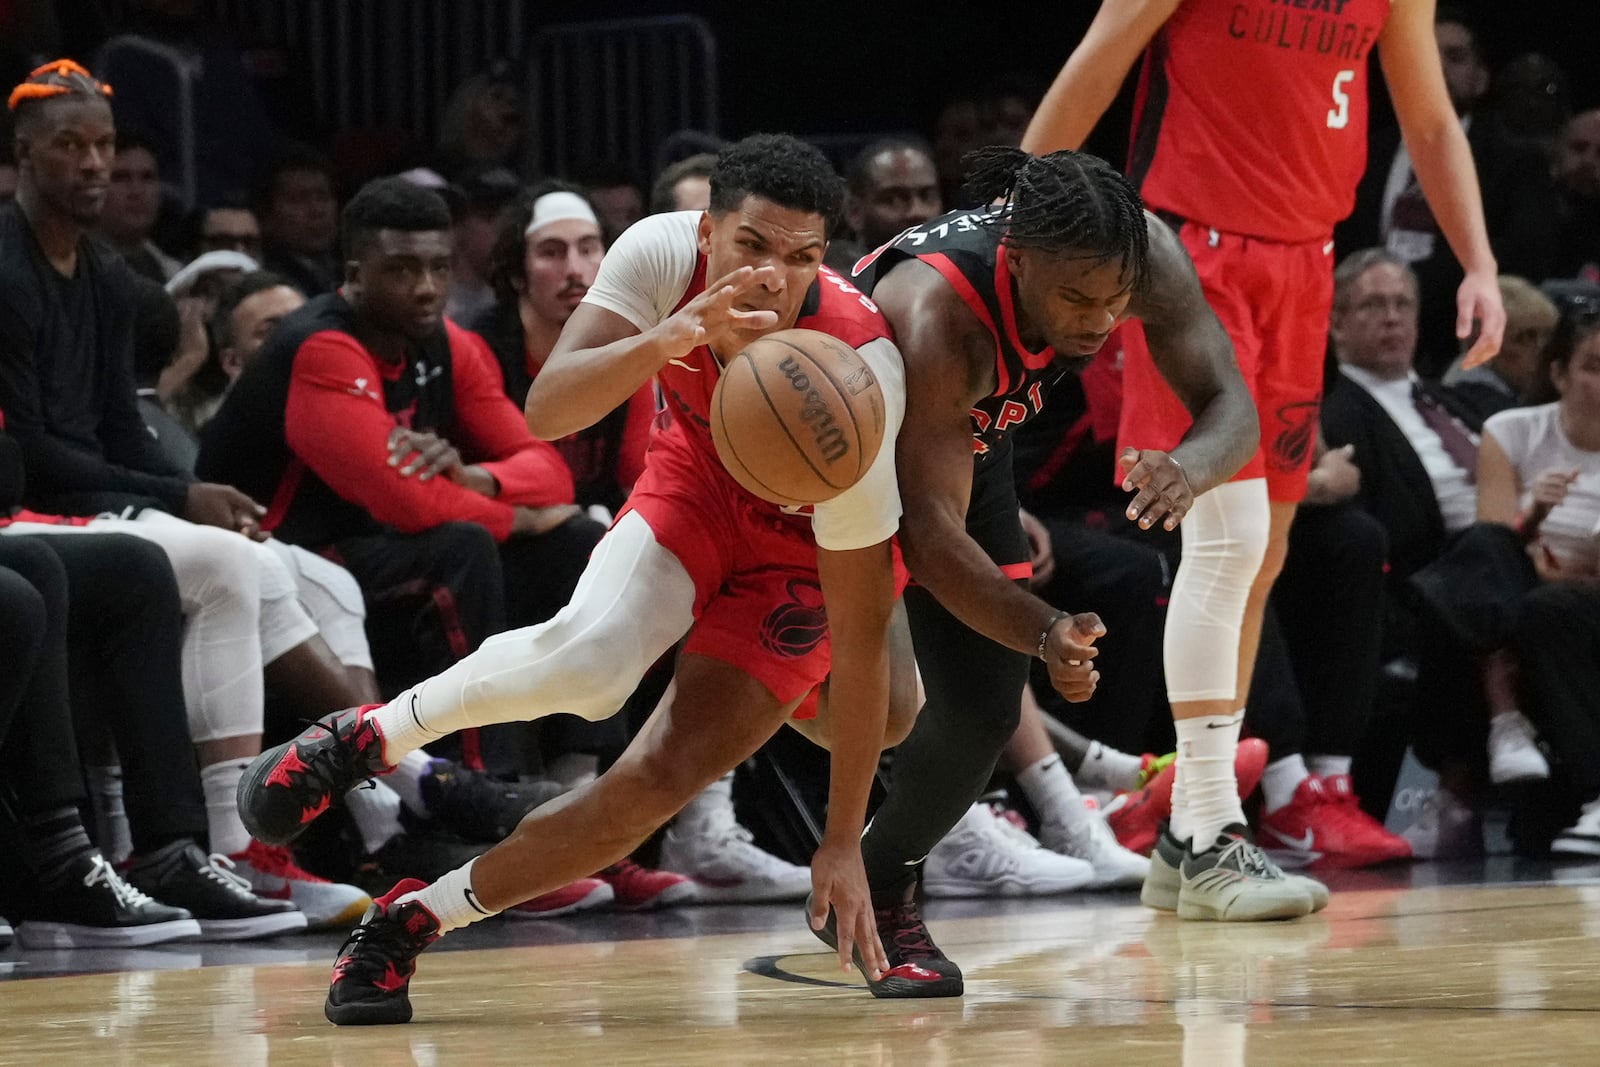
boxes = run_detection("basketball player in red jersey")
[237,135,1094,1024]
[1022,0,1505,918]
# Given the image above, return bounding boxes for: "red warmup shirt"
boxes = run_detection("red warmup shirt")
[1129,0,1392,242]
[195,294,574,548]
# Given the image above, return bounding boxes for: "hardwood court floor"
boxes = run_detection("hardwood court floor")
[2,861,1598,1066]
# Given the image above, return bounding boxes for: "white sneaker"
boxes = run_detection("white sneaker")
[658,808,811,904]
[1488,711,1551,784]
[923,804,1095,898]
[1552,798,1600,858]
[1399,789,1482,860]
[229,841,372,928]
[1037,801,1151,889]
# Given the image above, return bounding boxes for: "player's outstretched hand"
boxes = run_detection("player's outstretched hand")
[1120,447,1193,531]
[808,838,887,982]
[1042,612,1104,703]
[1458,269,1506,371]
[657,265,781,356]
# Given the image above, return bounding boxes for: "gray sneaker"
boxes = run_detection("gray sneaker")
[1143,824,1329,916]
[1178,824,1314,921]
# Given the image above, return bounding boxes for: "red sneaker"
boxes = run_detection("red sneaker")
[1104,737,1270,855]
[503,877,614,919]
[1259,775,1413,870]
[596,858,698,910]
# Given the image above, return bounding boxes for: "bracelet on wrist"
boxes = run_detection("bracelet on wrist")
[1036,610,1070,660]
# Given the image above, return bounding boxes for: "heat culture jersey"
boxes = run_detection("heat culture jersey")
[581,211,907,552]
[1130,0,1393,242]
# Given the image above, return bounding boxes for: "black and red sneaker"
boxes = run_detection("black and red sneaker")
[238,705,392,846]
[324,878,440,1026]
[807,885,964,998]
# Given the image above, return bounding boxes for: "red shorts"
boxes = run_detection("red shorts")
[618,428,904,717]
[1117,221,1334,503]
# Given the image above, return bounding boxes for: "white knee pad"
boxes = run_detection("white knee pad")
[1164,479,1270,704]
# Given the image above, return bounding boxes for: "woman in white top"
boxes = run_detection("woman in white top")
[1477,310,1600,856]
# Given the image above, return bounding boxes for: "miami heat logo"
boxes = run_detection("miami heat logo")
[1271,400,1321,473]
[759,579,829,658]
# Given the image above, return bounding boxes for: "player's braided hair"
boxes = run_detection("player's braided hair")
[963,146,1150,291]
[8,59,112,119]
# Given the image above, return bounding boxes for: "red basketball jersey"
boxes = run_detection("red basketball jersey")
[1129,0,1391,242]
[656,262,894,467]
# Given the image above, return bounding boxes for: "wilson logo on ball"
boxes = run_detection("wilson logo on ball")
[778,355,849,464]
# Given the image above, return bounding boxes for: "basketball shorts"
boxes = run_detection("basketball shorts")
[1117,220,1334,503]
[619,428,904,718]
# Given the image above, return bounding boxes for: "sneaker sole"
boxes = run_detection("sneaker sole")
[1550,837,1600,858]
[325,996,413,1026]
[504,882,615,919]
[16,917,203,949]
[683,880,811,905]
[1177,884,1312,922]
[922,872,1093,898]
[195,910,310,941]
[613,880,700,911]
[301,897,376,930]
[238,739,323,847]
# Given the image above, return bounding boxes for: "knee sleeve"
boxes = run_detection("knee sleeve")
[1165,479,1271,703]
[251,541,321,664]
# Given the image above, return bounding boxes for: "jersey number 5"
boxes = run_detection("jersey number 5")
[1327,69,1355,129]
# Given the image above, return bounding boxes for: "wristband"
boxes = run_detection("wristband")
[1036,611,1070,660]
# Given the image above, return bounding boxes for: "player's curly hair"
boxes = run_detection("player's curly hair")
[963,146,1150,291]
[709,133,843,237]
[341,176,453,258]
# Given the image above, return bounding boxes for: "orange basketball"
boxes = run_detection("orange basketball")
[709,328,887,507]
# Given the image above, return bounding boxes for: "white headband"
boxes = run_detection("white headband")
[525,191,599,237]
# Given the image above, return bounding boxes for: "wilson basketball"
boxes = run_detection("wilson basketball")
[709,328,886,507]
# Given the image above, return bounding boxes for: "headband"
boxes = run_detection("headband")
[525,191,599,237]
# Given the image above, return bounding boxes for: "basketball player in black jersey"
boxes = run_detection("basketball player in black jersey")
[825,147,1262,995]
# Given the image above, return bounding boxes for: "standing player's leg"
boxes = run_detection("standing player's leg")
[324,653,805,1026]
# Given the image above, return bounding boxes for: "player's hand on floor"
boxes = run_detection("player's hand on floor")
[1120,447,1193,531]
[808,839,887,982]
[1042,612,1104,703]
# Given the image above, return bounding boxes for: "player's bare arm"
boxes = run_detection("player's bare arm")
[1021,0,1182,154]
[808,539,896,980]
[1382,0,1504,367]
[878,259,1102,700]
[526,265,779,440]
[1122,213,1259,530]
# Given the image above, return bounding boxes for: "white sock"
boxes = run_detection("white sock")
[370,699,445,763]
[385,750,438,819]
[345,781,406,854]
[1307,754,1352,779]
[1261,754,1311,814]
[547,753,598,791]
[201,758,254,857]
[395,859,493,934]
[1170,713,1246,847]
[675,772,733,830]
[1017,754,1088,828]
[87,765,133,866]
[1075,741,1144,793]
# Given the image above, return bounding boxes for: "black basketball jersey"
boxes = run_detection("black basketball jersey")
[851,208,1075,468]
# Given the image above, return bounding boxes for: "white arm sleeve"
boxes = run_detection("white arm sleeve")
[580,211,701,331]
[811,336,907,552]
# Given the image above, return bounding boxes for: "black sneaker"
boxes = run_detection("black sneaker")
[125,839,308,941]
[807,884,964,998]
[419,761,567,842]
[239,705,392,846]
[354,830,488,898]
[15,853,202,949]
[325,878,440,1026]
